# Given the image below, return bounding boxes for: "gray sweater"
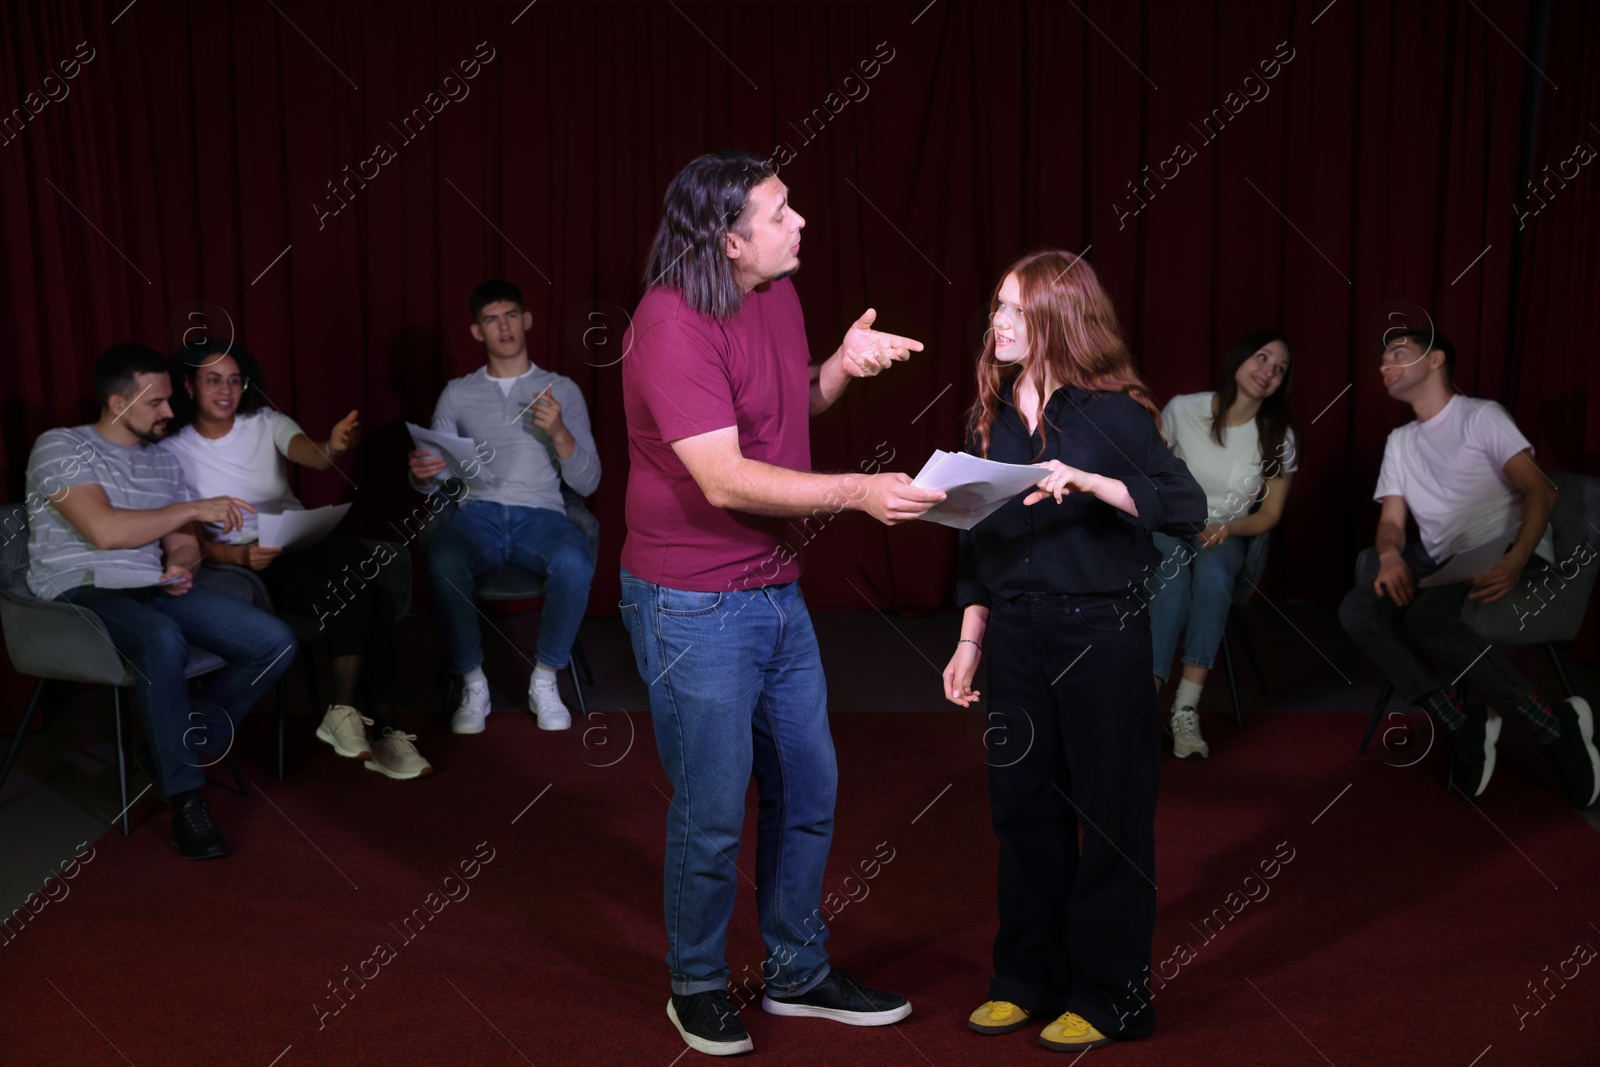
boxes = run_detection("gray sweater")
[412,365,600,511]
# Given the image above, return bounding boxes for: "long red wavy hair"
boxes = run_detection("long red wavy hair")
[967,250,1160,459]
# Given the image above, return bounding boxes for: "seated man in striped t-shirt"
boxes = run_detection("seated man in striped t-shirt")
[24,343,296,859]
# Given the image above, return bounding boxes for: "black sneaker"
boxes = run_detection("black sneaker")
[762,969,912,1026]
[1441,705,1500,798]
[667,991,753,1056]
[1539,697,1600,808]
[170,790,227,860]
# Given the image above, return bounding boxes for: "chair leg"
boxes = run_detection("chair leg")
[302,650,322,719]
[113,687,131,836]
[1359,683,1394,755]
[573,637,595,687]
[225,750,249,796]
[568,664,588,718]
[0,677,49,797]
[1545,642,1576,699]
[1232,609,1269,703]
[276,681,287,782]
[1219,633,1243,729]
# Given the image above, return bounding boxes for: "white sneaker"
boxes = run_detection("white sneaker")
[528,669,571,731]
[451,679,491,734]
[1170,705,1209,759]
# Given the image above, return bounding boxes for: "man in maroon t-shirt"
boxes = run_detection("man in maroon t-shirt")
[621,150,945,1057]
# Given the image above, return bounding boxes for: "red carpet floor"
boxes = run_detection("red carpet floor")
[3,710,1598,1066]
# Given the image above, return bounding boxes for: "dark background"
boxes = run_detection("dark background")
[2,0,1596,633]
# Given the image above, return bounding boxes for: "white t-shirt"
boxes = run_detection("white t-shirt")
[162,410,306,544]
[1161,392,1299,523]
[1374,394,1555,564]
[492,367,536,397]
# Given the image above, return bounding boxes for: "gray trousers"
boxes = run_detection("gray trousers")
[1338,545,1535,707]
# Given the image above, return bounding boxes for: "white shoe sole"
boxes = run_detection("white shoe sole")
[529,692,571,731]
[314,724,371,760]
[1472,715,1503,797]
[667,1001,753,1056]
[451,717,487,735]
[1567,697,1600,806]
[363,757,432,780]
[760,995,912,1026]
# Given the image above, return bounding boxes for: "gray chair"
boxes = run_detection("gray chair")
[0,503,257,835]
[1358,471,1600,754]
[420,482,597,717]
[203,538,411,781]
[1217,531,1271,727]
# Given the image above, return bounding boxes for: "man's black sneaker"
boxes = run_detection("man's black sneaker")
[761,969,912,1026]
[1539,696,1600,808]
[1441,705,1500,798]
[667,991,753,1056]
[171,790,226,860]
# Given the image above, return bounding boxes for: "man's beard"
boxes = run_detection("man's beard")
[133,421,169,446]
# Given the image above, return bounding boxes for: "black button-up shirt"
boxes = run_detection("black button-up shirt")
[957,383,1206,606]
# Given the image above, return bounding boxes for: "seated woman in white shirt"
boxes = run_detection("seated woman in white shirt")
[1147,330,1300,759]
[163,341,430,780]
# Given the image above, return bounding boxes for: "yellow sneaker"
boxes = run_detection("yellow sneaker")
[1039,1011,1113,1052]
[968,999,1032,1034]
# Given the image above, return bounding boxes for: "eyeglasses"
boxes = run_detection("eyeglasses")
[198,375,250,392]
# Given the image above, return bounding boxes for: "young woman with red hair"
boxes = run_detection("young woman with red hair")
[941,250,1205,1052]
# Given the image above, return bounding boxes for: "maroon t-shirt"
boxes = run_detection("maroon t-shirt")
[621,278,812,592]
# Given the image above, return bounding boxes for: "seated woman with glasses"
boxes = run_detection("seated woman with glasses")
[162,339,431,780]
[1146,330,1300,759]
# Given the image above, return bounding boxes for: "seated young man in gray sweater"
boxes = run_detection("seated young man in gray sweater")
[407,280,599,734]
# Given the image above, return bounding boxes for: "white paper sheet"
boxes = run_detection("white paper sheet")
[257,503,352,551]
[911,449,1046,530]
[1417,531,1519,588]
[407,422,487,485]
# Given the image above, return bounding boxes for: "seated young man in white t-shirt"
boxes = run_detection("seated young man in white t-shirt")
[1338,329,1597,806]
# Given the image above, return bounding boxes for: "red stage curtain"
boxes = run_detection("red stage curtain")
[2,0,1594,643]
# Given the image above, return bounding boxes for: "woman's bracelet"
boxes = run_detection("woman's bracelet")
[958,638,982,652]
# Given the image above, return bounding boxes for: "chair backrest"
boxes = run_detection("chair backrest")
[0,502,33,598]
[1461,471,1600,644]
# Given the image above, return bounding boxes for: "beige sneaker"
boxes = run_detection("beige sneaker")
[1170,705,1209,760]
[364,728,433,780]
[316,705,373,759]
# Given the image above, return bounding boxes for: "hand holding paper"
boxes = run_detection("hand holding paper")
[911,450,1048,530]
[406,423,487,485]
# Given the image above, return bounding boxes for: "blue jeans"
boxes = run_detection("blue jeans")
[619,569,838,997]
[1147,532,1247,681]
[58,586,296,799]
[427,501,593,673]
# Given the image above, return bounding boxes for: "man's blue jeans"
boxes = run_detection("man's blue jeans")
[427,502,593,673]
[1147,532,1248,681]
[619,569,837,997]
[58,586,296,799]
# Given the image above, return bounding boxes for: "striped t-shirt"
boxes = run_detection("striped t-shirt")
[24,425,191,598]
